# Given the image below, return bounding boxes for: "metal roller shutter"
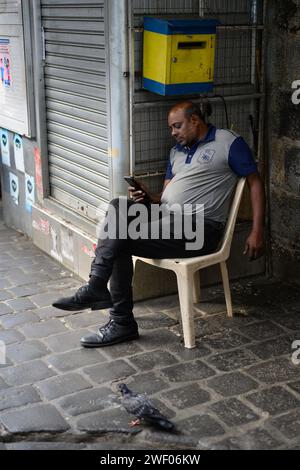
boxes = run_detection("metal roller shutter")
[41,0,109,221]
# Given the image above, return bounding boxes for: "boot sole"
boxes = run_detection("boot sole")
[81,332,139,348]
[52,300,113,311]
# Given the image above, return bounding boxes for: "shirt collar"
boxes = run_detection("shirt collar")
[175,124,217,154]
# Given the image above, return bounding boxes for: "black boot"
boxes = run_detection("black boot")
[80,319,139,348]
[52,283,112,311]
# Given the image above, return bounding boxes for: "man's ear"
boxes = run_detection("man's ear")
[191,113,201,126]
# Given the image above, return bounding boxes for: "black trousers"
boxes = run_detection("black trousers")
[90,198,223,324]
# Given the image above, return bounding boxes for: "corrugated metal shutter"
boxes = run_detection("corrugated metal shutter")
[41,0,109,221]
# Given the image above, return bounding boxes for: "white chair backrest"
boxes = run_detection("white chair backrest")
[218,177,246,257]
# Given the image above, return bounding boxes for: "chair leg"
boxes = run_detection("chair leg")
[192,270,201,303]
[176,271,196,349]
[220,261,233,317]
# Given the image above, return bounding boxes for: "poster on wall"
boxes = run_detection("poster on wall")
[9,172,19,205]
[0,39,11,88]
[25,173,35,213]
[14,133,24,172]
[0,128,10,166]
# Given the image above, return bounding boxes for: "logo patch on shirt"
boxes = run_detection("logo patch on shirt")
[198,149,215,163]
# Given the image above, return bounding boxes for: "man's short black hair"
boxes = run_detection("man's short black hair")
[183,102,205,122]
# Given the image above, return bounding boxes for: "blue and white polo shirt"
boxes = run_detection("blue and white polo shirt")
[161,124,257,223]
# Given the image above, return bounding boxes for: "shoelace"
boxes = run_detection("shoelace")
[98,319,117,338]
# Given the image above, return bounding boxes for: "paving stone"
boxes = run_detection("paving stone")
[83,359,137,384]
[0,311,40,329]
[76,407,139,434]
[204,330,251,350]
[161,360,215,383]
[58,386,117,416]
[128,350,179,371]
[138,328,181,350]
[65,310,109,329]
[207,349,258,372]
[269,409,300,439]
[237,320,287,341]
[0,377,8,390]
[213,428,281,450]
[143,430,199,449]
[245,386,300,415]
[194,317,227,338]
[167,341,211,360]
[19,319,67,338]
[209,398,260,426]
[139,294,179,311]
[206,371,258,397]
[0,404,70,433]
[37,277,81,291]
[46,348,106,372]
[8,272,51,287]
[126,372,169,395]
[0,280,12,290]
[247,336,293,360]
[30,290,75,308]
[0,290,13,301]
[36,373,93,400]
[0,329,25,345]
[43,329,93,353]
[0,360,56,386]
[0,303,13,315]
[2,268,30,280]
[137,313,177,329]
[34,305,76,320]
[176,414,225,438]
[6,340,50,363]
[6,442,86,450]
[246,357,300,384]
[5,298,36,312]
[161,383,211,410]
[0,385,41,411]
[7,284,48,298]
[104,340,144,359]
[271,313,300,331]
[287,380,300,395]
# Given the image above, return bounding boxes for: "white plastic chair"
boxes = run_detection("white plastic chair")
[133,178,246,349]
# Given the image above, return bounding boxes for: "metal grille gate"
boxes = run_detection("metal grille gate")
[41,0,109,222]
[129,0,266,196]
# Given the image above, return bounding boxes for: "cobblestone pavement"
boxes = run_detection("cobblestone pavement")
[0,218,299,450]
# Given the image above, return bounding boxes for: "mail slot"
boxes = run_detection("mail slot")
[143,17,220,96]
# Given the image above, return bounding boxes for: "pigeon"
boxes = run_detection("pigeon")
[118,383,175,431]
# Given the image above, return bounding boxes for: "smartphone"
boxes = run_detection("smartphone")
[124,176,149,197]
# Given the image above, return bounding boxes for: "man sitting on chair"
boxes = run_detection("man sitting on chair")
[52,100,265,348]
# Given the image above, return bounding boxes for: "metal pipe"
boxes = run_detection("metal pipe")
[133,93,264,109]
[105,0,131,199]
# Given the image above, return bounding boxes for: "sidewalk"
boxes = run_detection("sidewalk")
[0,216,299,450]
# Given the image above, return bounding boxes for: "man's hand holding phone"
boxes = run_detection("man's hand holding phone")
[124,176,150,203]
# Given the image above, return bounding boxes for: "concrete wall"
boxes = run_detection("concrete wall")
[266,0,300,284]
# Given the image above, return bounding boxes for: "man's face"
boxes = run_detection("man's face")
[168,108,199,147]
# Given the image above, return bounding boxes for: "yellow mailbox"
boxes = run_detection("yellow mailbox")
[143,17,220,95]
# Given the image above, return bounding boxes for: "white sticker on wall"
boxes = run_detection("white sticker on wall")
[14,134,24,172]
[9,172,19,205]
[25,173,35,213]
[0,128,10,166]
[61,227,74,263]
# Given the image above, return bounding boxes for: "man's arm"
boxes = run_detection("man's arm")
[243,172,265,260]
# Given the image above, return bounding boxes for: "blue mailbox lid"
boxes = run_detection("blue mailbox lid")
[144,17,221,35]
